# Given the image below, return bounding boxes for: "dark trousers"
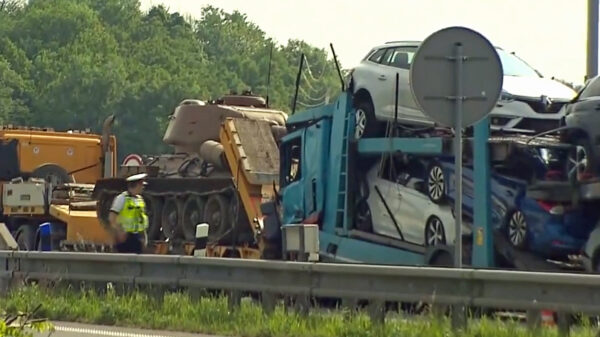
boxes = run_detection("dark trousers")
[115,232,143,254]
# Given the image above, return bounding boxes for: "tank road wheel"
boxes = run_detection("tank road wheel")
[182,196,206,241]
[161,197,183,240]
[203,194,232,243]
[144,196,163,241]
[229,193,254,243]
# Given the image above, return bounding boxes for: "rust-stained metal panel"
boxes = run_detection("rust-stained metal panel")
[230,118,280,186]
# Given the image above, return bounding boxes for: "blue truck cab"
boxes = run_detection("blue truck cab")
[279,114,330,227]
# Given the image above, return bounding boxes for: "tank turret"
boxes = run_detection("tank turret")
[162,92,287,154]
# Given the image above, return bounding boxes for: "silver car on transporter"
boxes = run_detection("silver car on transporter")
[347,41,577,139]
[559,75,600,181]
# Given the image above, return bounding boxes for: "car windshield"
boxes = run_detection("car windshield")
[496,48,540,77]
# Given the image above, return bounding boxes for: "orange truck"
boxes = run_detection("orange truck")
[0,116,118,251]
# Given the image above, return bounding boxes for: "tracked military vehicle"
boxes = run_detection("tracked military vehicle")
[93,91,287,250]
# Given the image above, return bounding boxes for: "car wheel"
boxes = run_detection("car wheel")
[506,210,527,249]
[354,99,378,139]
[426,162,446,204]
[425,216,446,246]
[566,137,594,182]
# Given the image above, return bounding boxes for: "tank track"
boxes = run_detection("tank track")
[93,176,256,247]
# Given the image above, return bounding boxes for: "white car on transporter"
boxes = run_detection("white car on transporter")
[348,41,577,139]
[355,159,472,247]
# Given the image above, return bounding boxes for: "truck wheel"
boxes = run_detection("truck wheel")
[182,196,205,241]
[32,164,73,185]
[15,224,36,251]
[203,194,231,243]
[161,197,183,240]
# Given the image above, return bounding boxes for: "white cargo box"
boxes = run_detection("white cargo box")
[281,224,319,262]
[2,179,48,215]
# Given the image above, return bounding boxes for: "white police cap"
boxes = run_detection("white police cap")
[126,173,148,184]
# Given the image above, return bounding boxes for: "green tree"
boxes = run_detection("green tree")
[0,0,344,157]
[0,56,31,124]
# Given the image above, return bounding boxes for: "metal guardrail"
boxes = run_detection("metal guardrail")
[1,251,600,334]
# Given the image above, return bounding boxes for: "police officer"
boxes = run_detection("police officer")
[108,173,149,254]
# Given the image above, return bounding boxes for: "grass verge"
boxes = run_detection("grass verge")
[0,284,598,337]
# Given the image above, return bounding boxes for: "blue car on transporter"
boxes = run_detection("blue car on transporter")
[420,156,598,259]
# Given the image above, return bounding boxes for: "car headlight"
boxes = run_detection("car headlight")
[498,89,515,103]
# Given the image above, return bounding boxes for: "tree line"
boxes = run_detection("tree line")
[0,0,342,158]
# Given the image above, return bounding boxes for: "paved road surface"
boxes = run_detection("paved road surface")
[33,321,225,337]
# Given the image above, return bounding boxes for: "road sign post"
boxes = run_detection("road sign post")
[453,42,464,268]
[410,27,503,268]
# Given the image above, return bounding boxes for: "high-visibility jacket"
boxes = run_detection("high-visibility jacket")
[118,192,148,233]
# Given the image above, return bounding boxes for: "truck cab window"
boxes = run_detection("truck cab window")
[282,138,302,186]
